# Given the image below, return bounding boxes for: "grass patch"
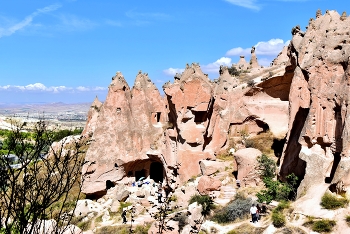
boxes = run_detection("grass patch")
[244,132,275,155]
[226,223,266,234]
[95,214,103,223]
[118,202,133,213]
[320,192,348,210]
[304,217,336,233]
[76,219,92,231]
[95,223,151,234]
[346,215,350,227]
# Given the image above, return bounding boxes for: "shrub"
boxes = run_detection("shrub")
[257,174,298,203]
[227,66,241,76]
[257,154,276,179]
[346,215,350,227]
[212,193,252,223]
[274,201,290,212]
[272,211,286,228]
[320,192,349,210]
[312,219,336,233]
[172,213,188,232]
[189,195,215,216]
[247,79,256,87]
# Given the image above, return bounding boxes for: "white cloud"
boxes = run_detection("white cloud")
[163,68,185,76]
[255,39,289,55]
[201,57,232,74]
[258,58,273,67]
[226,38,289,57]
[163,57,232,76]
[226,47,251,56]
[224,0,260,11]
[0,4,61,38]
[0,83,106,93]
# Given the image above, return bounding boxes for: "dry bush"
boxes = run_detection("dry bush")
[0,120,91,234]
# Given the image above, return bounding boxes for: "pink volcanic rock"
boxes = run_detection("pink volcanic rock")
[163,63,216,182]
[82,71,166,196]
[278,10,350,198]
[82,96,102,137]
[197,176,222,195]
[249,46,260,68]
[233,148,262,187]
[82,59,291,196]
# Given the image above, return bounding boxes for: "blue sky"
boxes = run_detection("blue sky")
[0,0,348,104]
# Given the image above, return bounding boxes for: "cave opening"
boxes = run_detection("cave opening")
[156,112,161,122]
[194,111,207,123]
[135,169,146,181]
[150,162,164,183]
[106,180,115,190]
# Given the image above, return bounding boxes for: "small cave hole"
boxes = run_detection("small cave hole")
[106,180,115,190]
[194,111,207,123]
[156,112,161,122]
[334,45,342,50]
[115,163,118,168]
[116,107,121,113]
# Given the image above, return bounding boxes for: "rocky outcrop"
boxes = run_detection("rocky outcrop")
[82,61,290,196]
[249,46,260,68]
[197,176,222,195]
[233,148,262,187]
[82,96,102,137]
[82,71,166,196]
[278,10,350,199]
[237,56,249,70]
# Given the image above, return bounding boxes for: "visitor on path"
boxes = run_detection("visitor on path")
[122,209,127,224]
[250,204,258,223]
[256,204,261,221]
[157,184,162,203]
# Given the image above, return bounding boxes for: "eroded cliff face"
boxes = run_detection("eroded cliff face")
[82,61,290,196]
[278,10,350,198]
[82,72,167,196]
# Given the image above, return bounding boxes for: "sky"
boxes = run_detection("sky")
[0,0,348,104]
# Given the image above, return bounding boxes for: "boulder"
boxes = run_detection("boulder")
[233,148,262,187]
[74,199,104,217]
[199,160,226,176]
[197,176,222,195]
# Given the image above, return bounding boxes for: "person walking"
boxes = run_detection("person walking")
[256,204,261,221]
[250,204,258,223]
[157,184,162,203]
[121,209,127,224]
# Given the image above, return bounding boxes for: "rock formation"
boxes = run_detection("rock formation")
[82,96,102,137]
[237,55,249,70]
[278,10,350,201]
[82,60,290,196]
[249,46,260,68]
